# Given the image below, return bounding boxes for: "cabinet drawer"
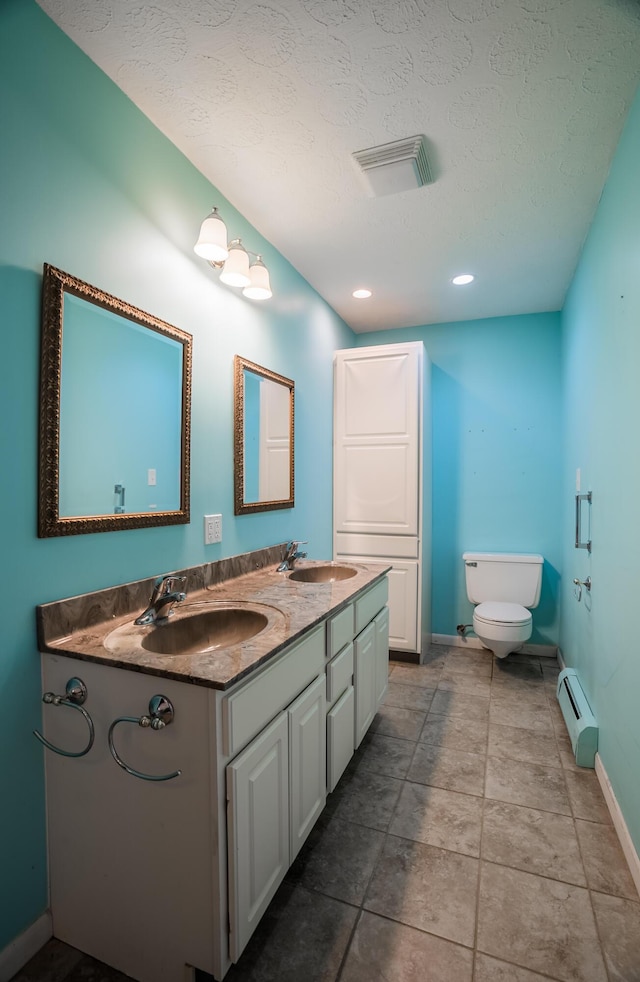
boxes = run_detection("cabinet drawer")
[223,625,325,757]
[354,578,389,635]
[327,604,354,658]
[327,642,353,705]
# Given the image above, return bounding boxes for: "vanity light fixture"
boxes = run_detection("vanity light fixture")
[194,207,272,300]
[452,273,474,285]
[352,288,372,299]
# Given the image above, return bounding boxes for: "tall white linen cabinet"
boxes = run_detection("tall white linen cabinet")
[333,341,431,659]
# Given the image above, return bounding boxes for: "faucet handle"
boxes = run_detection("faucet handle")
[150,574,187,602]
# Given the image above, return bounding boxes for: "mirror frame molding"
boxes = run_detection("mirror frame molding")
[233,355,294,516]
[38,263,192,537]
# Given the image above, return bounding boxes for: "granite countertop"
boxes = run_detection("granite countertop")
[38,554,389,690]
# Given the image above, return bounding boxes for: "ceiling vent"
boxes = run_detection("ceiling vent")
[352,135,432,197]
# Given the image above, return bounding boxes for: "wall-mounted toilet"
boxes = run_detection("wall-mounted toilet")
[463,552,544,659]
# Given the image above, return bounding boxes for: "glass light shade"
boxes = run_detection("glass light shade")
[219,239,251,288]
[452,273,474,285]
[243,258,272,300]
[194,207,229,263]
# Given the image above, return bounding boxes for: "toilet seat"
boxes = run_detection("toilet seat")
[474,601,531,627]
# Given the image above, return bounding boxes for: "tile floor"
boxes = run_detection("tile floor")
[13,645,640,982]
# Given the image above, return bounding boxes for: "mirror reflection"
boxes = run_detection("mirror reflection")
[39,264,192,536]
[234,356,294,515]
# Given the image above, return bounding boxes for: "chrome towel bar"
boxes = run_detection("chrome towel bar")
[33,677,95,758]
[108,695,181,782]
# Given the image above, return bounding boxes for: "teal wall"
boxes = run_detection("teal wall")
[560,84,640,851]
[357,314,563,646]
[0,1,354,950]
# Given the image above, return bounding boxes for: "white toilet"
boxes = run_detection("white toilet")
[463,552,544,659]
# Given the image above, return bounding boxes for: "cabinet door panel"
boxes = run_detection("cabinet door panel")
[374,606,390,710]
[227,712,289,962]
[334,347,420,536]
[289,675,327,861]
[327,685,355,792]
[354,622,376,748]
[387,562,419,652]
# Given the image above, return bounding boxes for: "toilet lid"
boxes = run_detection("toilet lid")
[475,601,531,627]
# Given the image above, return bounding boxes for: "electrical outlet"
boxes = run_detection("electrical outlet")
[204,513,222,545]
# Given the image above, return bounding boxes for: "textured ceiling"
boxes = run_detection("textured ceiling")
[37,0,640,332]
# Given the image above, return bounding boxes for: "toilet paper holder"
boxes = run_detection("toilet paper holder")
[573,576,591,601]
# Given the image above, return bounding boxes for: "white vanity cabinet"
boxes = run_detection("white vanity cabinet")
[39,575,388,982]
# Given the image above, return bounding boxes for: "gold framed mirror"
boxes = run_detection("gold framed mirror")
[234,355,294,515]
[38,264,192,536]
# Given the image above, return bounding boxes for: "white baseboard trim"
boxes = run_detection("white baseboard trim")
[595,753,640,898]
[0,911,52,981]
[431,633,558,659]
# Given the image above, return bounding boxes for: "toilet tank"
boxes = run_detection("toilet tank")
[463,552,543,608]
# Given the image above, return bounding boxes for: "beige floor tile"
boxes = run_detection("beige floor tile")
[485,756,571,815]
[441,662,493,684]
[492,658,543,683]
[355,732,416,779]
[444,649,493,677]
[489,694,555,736]
[372,704,426,741]
[438,671,492,695]
[10,939,85,982]
[488,696,554,734]
[420,711,489,754]
[474,952,563,981]
[384,680,437,712]
[341,911,473,982]
[481,799,587,885]
[390,781,483,856]
[225,883,357,982]
[559,749,583,772]
[365,835,479,947]
[575,820,639,899]
[409,742,486,796]
[564,769,612,824]
[592,891,640,982]
[389,662,443,687]
[490,682,550,711]
[430,688,490,722]
[287,814,385,905]
[477,863,608,982]
[333,768,403,831]
[488,721,562,768]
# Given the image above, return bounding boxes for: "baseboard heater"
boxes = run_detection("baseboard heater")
[557,668,598,768]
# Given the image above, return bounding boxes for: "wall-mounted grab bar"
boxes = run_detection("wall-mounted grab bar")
[108,695,181,782]
[33,677,95,758]
[575,491,592,552]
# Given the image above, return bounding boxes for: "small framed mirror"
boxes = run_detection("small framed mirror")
[39,264,192,536]
[234,355,294,515]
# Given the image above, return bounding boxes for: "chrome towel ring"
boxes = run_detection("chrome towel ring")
[33,677,95,758]
[108,695,181,782]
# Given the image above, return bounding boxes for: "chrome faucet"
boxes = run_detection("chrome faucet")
[134,575,187,626]
[277,540,308,572]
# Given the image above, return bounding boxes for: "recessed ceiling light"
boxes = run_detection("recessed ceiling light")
[452,274,474,286]
[352,288,372,299]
